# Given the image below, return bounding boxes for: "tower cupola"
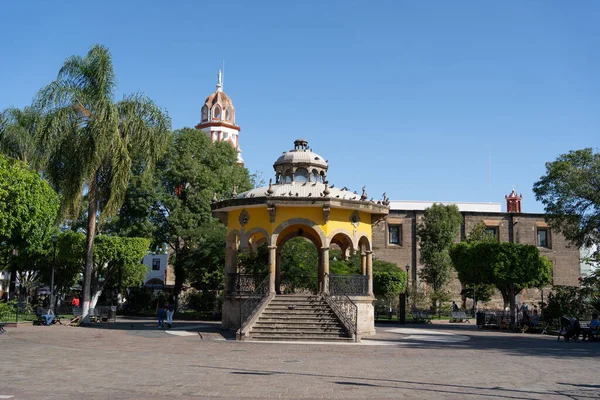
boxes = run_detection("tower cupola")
[195,69,243,165]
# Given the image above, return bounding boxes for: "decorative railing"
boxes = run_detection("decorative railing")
[227,273,267,295]
[323,274,359,342]
[328,274,368,296]
[239,275,271,332]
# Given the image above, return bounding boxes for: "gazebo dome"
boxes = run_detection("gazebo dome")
[273,139,328,184]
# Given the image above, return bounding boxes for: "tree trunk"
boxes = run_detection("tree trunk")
[509,283,517,325]
[172,240,186,298]
[90,288,102,310]
[81,177,99,325]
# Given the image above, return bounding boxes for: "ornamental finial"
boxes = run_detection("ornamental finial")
[216,69,223,92]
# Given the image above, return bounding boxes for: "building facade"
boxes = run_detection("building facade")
[142,254,174,291]
[372,191,581,307]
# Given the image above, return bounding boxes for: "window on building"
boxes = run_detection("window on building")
[201,106,208,122]
[388,225,402,245]
[152,258,161,271]
[537,229,549,248]
[485,227,499,241]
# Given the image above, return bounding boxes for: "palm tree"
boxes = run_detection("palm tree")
[35,44,171,323]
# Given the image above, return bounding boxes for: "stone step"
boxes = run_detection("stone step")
[252,327,346,334]
[254,321,341,329]
[257,315,338,324]
[260,313,336,319]
[249,334,354,342]
[269,301,324,306]
[265,306,331,312]
[265,305,338,314]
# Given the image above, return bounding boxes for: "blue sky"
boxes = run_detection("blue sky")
[1,1,599,213]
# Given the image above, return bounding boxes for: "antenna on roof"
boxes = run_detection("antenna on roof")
[488,149,492,202]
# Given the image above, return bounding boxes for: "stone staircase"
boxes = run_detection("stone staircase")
[247,294,353,342]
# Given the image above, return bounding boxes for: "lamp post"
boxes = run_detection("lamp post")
[399,264,409,324]
[50,233,58,312]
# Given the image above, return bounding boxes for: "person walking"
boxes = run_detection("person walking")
[156,296,166,328]
[166,295,175,329]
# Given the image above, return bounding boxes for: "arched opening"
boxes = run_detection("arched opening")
[201,105,208,122]
[212,105,222,120]
[275,223,325,294]
[225,107,232,121]
[294,168,309,183]
[283,169,293,183]
[330,232,354,261]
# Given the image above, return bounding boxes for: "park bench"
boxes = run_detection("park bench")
[450,311,470,323]
[0,322,6,334]
[411,310,432,324]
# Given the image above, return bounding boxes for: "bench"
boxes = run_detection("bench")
[411,310,432,324]
[450,311,470,323]
[0,322,5,334]
[580,321,600,342]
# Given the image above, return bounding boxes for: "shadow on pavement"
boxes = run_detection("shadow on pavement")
[371,322,600,360]
[192,364,597,400]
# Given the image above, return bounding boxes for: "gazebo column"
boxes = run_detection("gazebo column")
[366,250,373,295]
[275,249,282,294]
[361,252,367,275]
[268,245,277,294]
[321,247,329,293]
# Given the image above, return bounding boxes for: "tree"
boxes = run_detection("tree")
[90,235,150,309]
[35,44,170,323]
[533,148,600,263]
[0,107,44,170]
[0,154,59,299]
[373,260,407,310]
[156,128,252,297]
[460,220,497,309]
[450,241,552,321]
[417,203,463,310]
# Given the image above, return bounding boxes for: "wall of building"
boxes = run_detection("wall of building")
[372,210,581,308]
[142,254,169,288]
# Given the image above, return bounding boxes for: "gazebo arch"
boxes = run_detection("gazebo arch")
[243,227,271,250]
[328,229,355,260]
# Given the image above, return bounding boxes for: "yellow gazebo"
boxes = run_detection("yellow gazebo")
[212,139,389,341]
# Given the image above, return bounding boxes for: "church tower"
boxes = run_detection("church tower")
[195,69,243,165]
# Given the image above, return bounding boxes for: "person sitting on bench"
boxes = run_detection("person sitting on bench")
[583,313,599,341]
[35,305,54,326]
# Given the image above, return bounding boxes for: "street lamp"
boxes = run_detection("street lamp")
[50,233,58,312]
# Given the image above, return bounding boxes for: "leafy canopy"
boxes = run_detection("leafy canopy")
[450,241,552,297]
[0,154,59,253]
[533,148,600,262]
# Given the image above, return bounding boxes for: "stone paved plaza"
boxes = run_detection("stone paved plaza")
[1,318,599,399]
